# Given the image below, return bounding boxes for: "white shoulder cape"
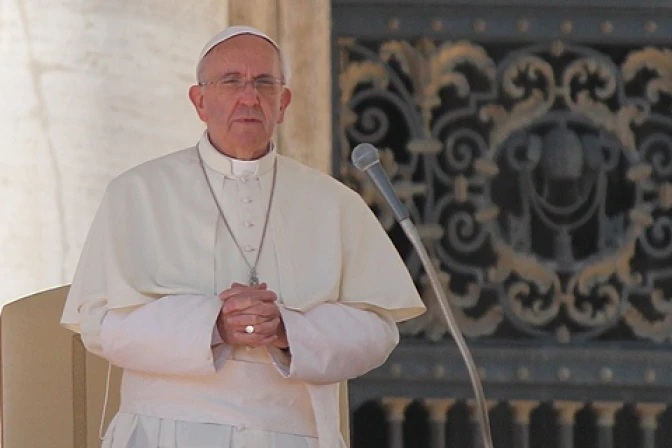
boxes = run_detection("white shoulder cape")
[61,146,425,332]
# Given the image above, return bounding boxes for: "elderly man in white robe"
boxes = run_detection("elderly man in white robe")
[61,25,426,448]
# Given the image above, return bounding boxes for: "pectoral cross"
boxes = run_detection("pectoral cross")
[249,267,259,286]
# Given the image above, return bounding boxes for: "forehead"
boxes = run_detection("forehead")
[202,35,281,75]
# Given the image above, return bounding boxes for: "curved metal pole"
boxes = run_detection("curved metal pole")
[399,218,494,448]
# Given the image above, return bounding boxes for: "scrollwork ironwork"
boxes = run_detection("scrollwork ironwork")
[340,38,672,344]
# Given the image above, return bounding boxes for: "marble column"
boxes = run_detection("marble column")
[593,401,621,448]
[228,0,279,41]
[425,398,455,448]
[382,397,412,448]
[510,400,538,448]
[554,401,584,448]
[468,399,497,448]
[0,0,228,305]
[228,0,333,173]
[636,403,666,448]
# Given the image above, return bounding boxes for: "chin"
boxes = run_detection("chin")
[232,131,268,143]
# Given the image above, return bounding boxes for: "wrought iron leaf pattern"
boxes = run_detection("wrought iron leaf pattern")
[340,39,672,344]
[623,47,672,104]
[481,55,555,152]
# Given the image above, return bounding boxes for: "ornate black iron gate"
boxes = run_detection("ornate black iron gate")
[332,1,672,447]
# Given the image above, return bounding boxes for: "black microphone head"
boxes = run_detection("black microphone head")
[351,143,380,172]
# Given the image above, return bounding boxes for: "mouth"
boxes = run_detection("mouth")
[233,117,262,124]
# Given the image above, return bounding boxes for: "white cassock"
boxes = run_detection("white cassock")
[61,132,426,448]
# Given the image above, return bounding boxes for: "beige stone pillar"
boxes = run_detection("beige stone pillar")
[425,399,455,448]
[636,403,667,448]
[468,399,497,448]
[0,1,227,305]
[229,0,333,173]
[382,397,413,448]
[554,401,584,448]
[593,401,622,448]
[511,400,539,448]
[229,1,280,39]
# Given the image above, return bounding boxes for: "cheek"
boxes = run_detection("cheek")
[204,98,233,120]
[262,101,283,123]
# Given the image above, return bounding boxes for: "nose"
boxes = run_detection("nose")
[238,81,260,106]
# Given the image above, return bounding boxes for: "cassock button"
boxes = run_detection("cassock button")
[244,220,255,228]
[243,245,256,252]
[242,197,252,204]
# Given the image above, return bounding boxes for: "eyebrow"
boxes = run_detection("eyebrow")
[217,71,279,79]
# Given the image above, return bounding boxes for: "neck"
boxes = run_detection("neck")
[208,136,269,161]
[223,147,268,160]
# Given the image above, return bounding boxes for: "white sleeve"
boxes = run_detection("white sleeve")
[79,294,232,376]
[275,303,399,384]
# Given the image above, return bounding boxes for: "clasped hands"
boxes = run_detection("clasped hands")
[216,282,288,350]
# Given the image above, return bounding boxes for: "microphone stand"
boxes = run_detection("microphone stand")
[350,142,494,447]
[398,218,494,448]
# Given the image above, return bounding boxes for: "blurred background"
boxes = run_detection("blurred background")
[3,0,672,447]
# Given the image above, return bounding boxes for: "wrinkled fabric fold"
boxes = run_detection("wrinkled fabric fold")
[61,135,425,331]
[103,413,318,448]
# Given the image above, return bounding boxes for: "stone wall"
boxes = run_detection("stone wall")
[1,1,230,305]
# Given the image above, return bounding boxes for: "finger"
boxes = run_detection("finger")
[219,287,276,303]
[225,312,278,327]
[229,318,280,339]
[238,330,278,345]
[221,294,278,314]
[221,298,255,314]
[221,297,268,315]
[218,284,251,301]
[234,290,277,302]
[226,302,280,318]
[219,283,264,299]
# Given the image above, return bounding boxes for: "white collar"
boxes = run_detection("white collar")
[197,132,276,179]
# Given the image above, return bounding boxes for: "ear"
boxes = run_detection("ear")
[276,88,292,124]
[188,85,208,123]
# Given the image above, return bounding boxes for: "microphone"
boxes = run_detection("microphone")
[351,143,409,222]
[351,143,494,448]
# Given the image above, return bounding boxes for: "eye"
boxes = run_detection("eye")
[218,77,244,87]
[255,77,277,86]
[254,77,284,95]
